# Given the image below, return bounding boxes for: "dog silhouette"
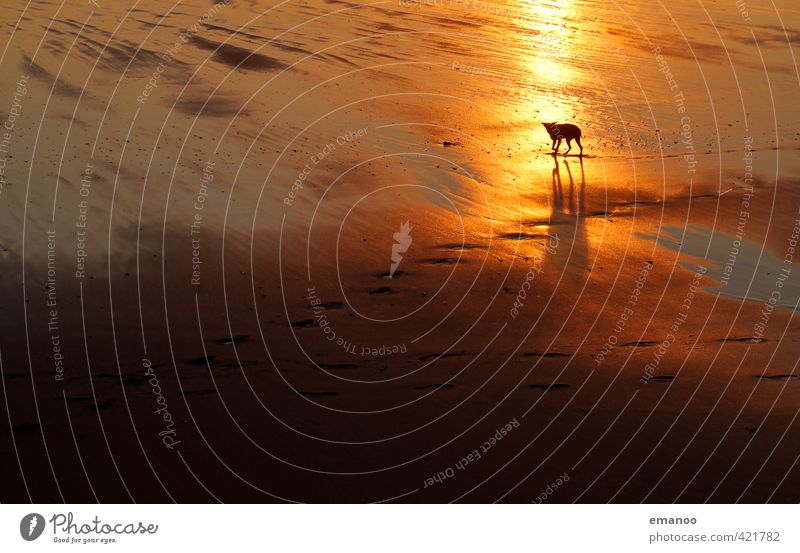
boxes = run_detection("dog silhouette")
[542,122,583,156]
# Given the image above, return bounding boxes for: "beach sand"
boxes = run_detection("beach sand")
[1,0,799,502]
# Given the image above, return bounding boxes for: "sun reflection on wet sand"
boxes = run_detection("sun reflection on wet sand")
[496,0,589,150]
[517,0,577,88]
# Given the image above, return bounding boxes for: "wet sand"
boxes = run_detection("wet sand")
[1,0,800,502]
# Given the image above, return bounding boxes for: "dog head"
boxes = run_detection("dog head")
[542,122,558,137]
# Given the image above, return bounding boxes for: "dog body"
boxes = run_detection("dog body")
[542,122,583,155]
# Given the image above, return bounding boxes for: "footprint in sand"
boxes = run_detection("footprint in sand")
[718,337,766,344]
[189,355,216,366]
[218,361,253,369]
[529,383,571,391]
[317,363,360,370]
[522,351,570,358]
[289,319,315,328]
[96,372,148,385]
[377,270,405,279]
[90,399,115,411]
[497,232,551,241]
[418,352,465,362]
[623,200,661,207]
[414,383,454,390]
[436,243,487,251]
[584,210,619,218]
[418,257,461,265]
[757,374,798,381]
[213,335,250,345]
[120,374,148,385]
[12,422,40,433]
[58,396,94,403]
[648,375,677,382]
[184,388,219,396]
[622,341,657,347]
[370,286,393,296]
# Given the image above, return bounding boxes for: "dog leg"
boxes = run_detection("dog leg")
[576,137,583,156]
[565,138,572,155]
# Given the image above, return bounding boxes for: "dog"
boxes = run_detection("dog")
[542,122,583,156]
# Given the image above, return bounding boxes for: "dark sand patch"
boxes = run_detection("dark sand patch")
[190,35,289,71]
